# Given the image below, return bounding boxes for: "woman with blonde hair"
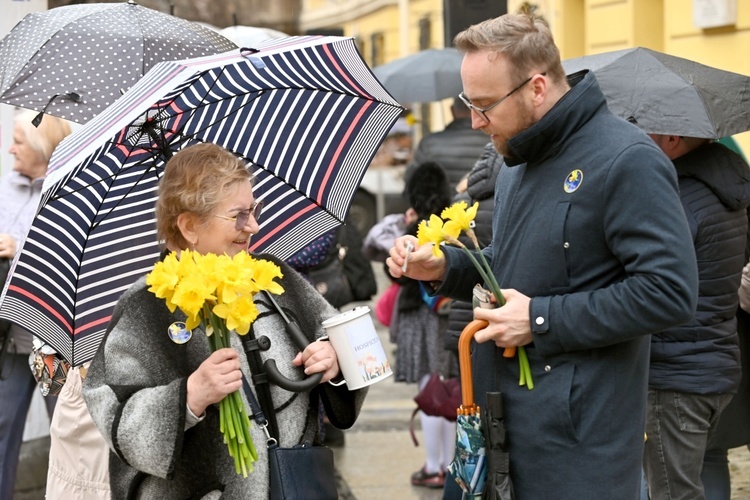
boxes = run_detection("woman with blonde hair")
[83,142,365,498]
[0,109,71,500]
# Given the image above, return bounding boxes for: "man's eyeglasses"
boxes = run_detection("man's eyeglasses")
[214,200,263,231]
[458,73,545,122]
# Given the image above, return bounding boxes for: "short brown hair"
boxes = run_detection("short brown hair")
[155,143,252,249]
[454,13,566,86]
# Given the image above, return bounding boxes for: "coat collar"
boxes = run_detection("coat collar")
[505,70,607,167]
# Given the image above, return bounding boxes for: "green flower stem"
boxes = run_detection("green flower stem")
[518,346,534,390]
[474,247,505,306]
[200,308,257,476]
[458,246,499,299]
[456,240,534,390]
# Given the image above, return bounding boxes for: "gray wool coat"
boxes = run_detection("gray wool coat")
[83,254,367,499]
[436,71,698,499]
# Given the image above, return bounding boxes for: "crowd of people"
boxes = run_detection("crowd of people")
[1,10,750,500]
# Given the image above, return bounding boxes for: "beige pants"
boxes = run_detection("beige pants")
[46,365,111,500]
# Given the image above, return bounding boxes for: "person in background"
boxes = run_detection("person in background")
[83,143,366,498]
[405,98,488,191]
[378,161,455,489]
[0,110,71,500]
[440,142,501,499]
[443,143,501,359]
[641,135,750,499]
[701,134,750,500]
[387,13,698,498]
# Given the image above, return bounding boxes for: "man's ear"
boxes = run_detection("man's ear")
[530,73,548,107]
[176,212,198,246]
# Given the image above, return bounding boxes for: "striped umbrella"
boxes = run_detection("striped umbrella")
[0,36,403,366]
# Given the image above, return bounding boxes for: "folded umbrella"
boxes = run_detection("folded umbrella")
[450,319,515,500]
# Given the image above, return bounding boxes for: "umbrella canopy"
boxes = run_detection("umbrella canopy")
[0,36,403,366]
[372,48,463,103]
[562,47,750,139]
[0,0,237,123]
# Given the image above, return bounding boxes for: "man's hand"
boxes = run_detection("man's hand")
[386,235,446,282]
[473,289,533,348]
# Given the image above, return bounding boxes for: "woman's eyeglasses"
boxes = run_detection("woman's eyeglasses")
[214,200,263,230]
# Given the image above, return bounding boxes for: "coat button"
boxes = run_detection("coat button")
[535,316,544,325]
[544,365,551,372]
[563,242,570,249]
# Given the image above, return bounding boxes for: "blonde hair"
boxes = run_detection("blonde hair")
[454,13,567,86]
[155,143,253,249]
[14,110,72,163]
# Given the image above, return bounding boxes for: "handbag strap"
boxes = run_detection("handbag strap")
[240,314,280,441]
[241,374,277,447]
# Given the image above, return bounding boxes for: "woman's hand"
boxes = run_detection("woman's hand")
[292,340,340,384]
[0,233,17,259]
[187,348,242,416]
[386,235,446,281]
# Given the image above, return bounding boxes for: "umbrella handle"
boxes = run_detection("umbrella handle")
[459,319,489,410]
[263,319,324,393]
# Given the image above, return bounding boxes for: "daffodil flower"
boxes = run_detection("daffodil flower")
[145,250,285,475]
[426,201,533,389]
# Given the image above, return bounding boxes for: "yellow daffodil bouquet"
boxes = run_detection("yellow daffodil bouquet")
[417,201,533,389]
[145,249,285,476]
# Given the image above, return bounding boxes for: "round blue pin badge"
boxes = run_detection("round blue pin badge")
[564,169,583,193]
[168,322,192,344]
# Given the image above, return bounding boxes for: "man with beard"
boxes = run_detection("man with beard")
[386,13,698,500]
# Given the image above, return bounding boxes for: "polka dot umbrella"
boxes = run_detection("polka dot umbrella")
[0,0,237,124]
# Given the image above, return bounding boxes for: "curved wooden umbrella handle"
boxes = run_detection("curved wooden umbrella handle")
[458,319,489,411]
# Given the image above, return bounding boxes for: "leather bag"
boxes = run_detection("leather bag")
[409,372,461,445]
[268,443,337,500]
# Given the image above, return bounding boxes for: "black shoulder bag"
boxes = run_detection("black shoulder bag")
[240,294,337,500]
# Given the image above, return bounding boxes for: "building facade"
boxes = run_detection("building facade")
[301,0,750,151]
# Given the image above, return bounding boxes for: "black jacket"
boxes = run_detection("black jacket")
[445,143,500,353]
[649,142,750,395]
[406,118,489,190]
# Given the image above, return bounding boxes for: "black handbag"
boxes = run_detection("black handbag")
[307,245,353,309]
[241,377,337,500]
[267,442,337,500]
[240,296,337,500]
[307,224,376,309]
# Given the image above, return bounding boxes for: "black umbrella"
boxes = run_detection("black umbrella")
[0,0,236,124]
[563,47,750,139]
[372,48,463,103]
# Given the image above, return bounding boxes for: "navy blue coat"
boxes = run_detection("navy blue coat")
[437,71,698,500]
[649,142,750,395]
